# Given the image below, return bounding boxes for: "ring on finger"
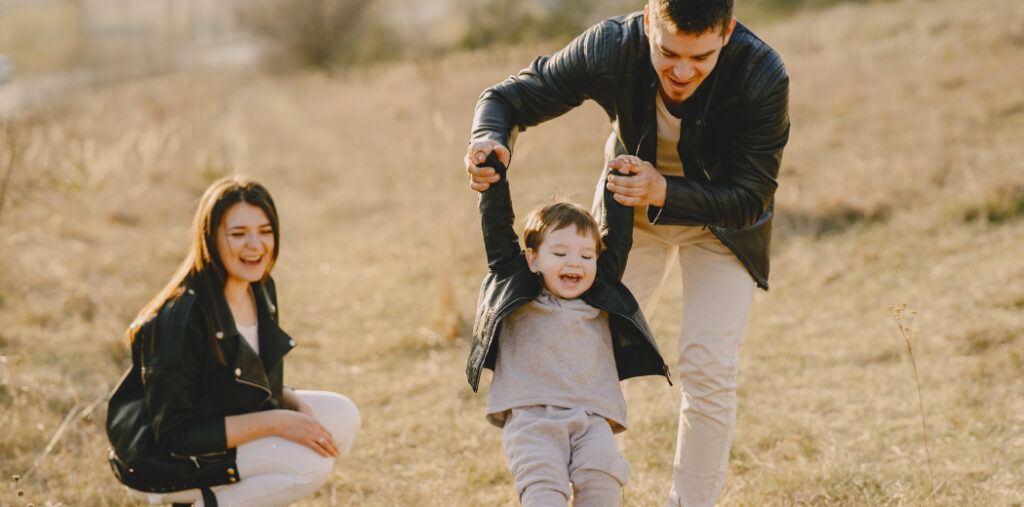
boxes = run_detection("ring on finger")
[316,436,325,444]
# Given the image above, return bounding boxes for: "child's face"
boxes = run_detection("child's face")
[525,224,599,299]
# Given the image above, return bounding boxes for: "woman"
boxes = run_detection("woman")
[106,176,360,507]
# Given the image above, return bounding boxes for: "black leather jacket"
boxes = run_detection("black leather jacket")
[106,276,295,493]
[466,154,670,391]
[471,13,790,289]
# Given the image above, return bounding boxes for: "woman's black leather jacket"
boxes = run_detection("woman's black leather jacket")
[470,12,790,289]
[466,154,671,391]
[106,276,295,494]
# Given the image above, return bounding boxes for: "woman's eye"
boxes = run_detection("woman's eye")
[230,232,245,238]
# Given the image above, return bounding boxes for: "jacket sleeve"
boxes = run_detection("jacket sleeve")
[596,169,635,281]
[477,152,525,273]
[143,305,228,457]
[651,62,790,229]
[470,20,615,155]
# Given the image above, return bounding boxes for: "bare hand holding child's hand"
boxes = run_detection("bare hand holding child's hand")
[606,155,666,207]
[465,140,511,192]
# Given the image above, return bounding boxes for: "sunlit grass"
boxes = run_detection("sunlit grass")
[1,0,1023,505]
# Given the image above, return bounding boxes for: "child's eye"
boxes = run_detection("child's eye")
[553,252,567,257]
[582,255,593,260]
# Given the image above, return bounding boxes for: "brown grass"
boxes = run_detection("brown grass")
[1,0,1023,505]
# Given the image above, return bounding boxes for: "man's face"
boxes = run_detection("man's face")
[644,7,736,106]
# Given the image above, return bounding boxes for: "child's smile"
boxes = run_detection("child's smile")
[526,224,599,299]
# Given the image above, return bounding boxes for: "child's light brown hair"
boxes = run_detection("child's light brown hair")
[523,201,605,254]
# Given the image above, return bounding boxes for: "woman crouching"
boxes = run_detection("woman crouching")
[107,175,360,506]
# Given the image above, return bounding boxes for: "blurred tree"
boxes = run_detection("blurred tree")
[459,0,609,50]
[235,0,376,70]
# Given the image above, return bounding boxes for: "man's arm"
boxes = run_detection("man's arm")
[467,19,618,191]
[651,72,790,228]
[470,29,599,151]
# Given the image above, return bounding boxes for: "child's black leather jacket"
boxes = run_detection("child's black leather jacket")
[466,154,671,392]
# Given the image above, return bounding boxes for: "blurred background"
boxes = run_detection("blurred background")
[1,0,1022,505]
[0,0,858,106]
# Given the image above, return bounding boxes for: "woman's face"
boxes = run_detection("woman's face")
[216,202,275,286]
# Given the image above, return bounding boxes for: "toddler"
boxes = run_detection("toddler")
[466,153,671,506]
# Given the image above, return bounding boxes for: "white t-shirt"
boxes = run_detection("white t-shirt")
[237,322,259,354]
[655,92,686,178]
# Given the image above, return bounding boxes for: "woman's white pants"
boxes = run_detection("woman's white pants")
[127,391,360,507]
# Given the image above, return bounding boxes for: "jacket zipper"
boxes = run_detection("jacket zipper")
[234,376,273,406]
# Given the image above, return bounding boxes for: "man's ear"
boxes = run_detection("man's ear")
[525,248,540,273]
[643,4,651,38]
[722,17,738,45]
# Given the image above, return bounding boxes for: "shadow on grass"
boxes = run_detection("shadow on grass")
[775,202,891,239]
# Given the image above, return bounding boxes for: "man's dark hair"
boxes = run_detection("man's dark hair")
[648,0,734,35]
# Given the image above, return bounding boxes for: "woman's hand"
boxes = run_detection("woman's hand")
[225,408,339,457]
[606,155,667,207]
[274,410,339,458]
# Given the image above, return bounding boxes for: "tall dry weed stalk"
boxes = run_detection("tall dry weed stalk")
[11,474,25,504]
[892,304,935,493]
[0,122,18,220]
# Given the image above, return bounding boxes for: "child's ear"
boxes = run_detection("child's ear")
[525,248,540,273]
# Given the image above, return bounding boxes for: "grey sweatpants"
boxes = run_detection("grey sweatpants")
[502,405,629,506]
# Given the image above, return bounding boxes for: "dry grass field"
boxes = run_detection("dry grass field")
[2,0,1023,504]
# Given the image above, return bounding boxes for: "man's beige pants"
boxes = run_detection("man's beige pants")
[621,207,755,507]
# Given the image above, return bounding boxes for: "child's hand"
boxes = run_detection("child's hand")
[608,154,645,175]
[606,156,666,207]
[465,140,511,192]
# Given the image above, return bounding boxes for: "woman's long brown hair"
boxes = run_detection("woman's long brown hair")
[126,175,280,364]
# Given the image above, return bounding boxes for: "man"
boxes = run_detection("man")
[464,0,789,505]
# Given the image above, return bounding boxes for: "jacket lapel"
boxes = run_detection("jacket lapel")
[253,281,295,372]
[208,281,294,393]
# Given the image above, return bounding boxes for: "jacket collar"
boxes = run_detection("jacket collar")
[199,278,295,381]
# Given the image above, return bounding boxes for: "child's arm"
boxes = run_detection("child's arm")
[476,151,525,273]
[596,157,638,281]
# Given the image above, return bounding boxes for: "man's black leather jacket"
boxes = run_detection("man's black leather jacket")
[466,154,670,391]
[106,276,295,495]
[471,12,790,289]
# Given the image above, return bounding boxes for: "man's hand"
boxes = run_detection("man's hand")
[465,140,511,192]
[606,155,667,207]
